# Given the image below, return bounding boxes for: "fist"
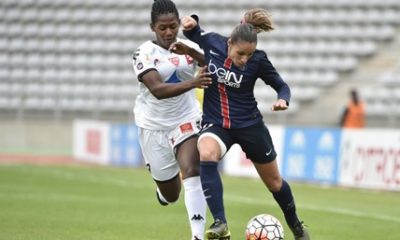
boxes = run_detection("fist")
[181,16,197,31]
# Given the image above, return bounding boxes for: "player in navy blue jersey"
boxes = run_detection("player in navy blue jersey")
[171,8,311,240]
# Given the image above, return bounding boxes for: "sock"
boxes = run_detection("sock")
[183,176,207,240]
[200,161,226,223]
[272,179,300,228]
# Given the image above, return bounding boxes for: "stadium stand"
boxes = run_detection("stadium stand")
[0,0,399,127]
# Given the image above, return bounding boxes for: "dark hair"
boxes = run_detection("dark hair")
[151,0,179,25]
[351,89,359,104]
[230,23,258,44]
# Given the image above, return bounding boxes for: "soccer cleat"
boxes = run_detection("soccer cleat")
[205,219,231,240]
[156,190,168,206]
[290,221,310,240]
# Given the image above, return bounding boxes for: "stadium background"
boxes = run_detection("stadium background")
[0,0,399,178]
[1,0,400,181]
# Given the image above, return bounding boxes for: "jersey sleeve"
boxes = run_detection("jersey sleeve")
[132,44,156,81]
[257,51,291,104]
[183,15,208,49]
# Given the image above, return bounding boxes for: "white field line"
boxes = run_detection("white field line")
[0,164,152,189]
[225,194,400,224]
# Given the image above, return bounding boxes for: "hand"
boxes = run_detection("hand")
[169,41,191,55]
[271,99,288,111]
[191,66,212,89]
[181,16,197,31]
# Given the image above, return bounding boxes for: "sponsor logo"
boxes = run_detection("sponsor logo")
[153,58,160,66]
[208,59,243,88]
[209,49,220,56]
[169,57,180,66]
[180,122,194,133]
[86,129,101,154]
[191,214,205,221]
[266,148,272,156]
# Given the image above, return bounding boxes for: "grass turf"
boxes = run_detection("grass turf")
[0,163,399,240]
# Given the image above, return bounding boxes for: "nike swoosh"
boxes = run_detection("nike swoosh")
[209,49,220,56]
[266,149,272,156]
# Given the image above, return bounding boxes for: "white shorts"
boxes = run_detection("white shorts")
[138,118,201,182]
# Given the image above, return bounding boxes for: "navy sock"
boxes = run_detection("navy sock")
[200,161,226,223]
[272,179,300,227]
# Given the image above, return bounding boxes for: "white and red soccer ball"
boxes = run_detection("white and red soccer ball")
[245,214,284,240]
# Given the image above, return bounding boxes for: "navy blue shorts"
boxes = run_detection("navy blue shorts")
[200,121,277,163]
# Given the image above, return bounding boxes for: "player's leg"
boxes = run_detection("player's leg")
[253,161,310,240]
[198,126,232,240]
[236,122,310,240]
[138,127,181,205]
[176,136,207,240]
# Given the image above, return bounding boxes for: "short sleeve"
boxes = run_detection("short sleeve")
[132,45,156,81]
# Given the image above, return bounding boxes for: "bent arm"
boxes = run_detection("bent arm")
[170,42,205,66]
[141,68,210,100]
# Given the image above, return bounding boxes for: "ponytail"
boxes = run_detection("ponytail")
[242,8,274,33]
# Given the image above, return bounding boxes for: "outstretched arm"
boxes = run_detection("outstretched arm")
[141,66,211,100]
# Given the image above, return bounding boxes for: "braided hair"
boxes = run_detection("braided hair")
[151,0,179,25]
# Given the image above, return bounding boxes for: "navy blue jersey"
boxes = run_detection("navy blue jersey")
[184,21,291,129]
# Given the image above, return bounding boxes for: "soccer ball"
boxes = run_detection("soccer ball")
[245,214,284,240]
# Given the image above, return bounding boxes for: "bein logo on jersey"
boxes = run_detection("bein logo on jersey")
[208,59,243,88]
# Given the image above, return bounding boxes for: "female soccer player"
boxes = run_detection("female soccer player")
[175,8,311,240]
[132,1,211,239]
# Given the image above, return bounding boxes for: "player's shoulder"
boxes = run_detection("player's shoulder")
[205,31,227,42]
[252,49,272,64]
[254,49,268,59]
[135,40,157,54]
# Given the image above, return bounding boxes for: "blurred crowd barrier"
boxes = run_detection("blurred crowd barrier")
[73,119,400,191]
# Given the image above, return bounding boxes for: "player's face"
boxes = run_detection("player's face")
[228,40,256,69]
[151,13,180,49]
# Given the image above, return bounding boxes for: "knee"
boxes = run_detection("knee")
[198,137,222,161]
[266,175,283,193]
[199,148,220,161]
[181,166,200,179]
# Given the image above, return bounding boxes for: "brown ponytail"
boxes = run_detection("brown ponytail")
[243,8,274,33]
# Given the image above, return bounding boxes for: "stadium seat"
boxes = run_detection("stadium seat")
[1,0,400,122]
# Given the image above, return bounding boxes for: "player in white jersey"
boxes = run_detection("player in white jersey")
[132,1,211,239]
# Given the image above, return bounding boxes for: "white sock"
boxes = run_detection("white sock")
[183,176,207,240]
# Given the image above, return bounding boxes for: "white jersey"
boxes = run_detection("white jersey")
[132,38,202,130]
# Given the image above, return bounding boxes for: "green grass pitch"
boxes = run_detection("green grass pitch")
[0,163,399,240]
